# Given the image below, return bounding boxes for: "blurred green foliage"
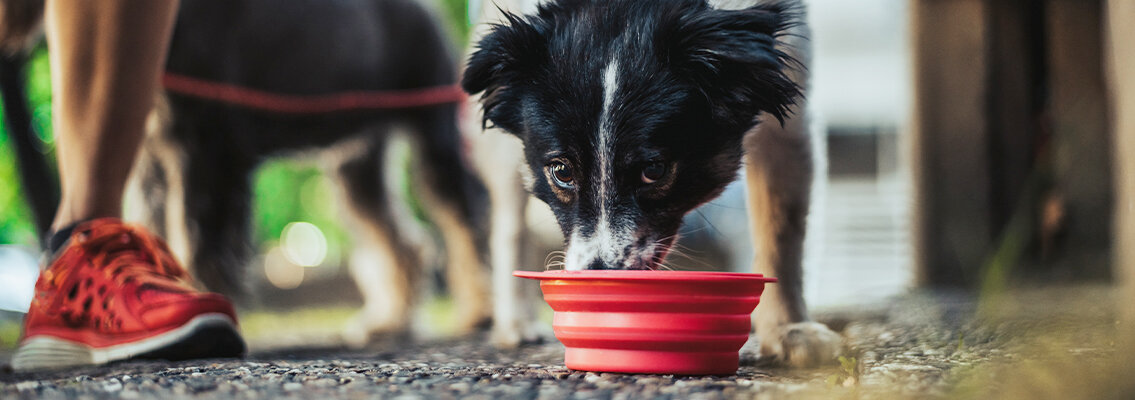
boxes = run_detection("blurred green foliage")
[0,316,20,349]
[251,160,347,254]
[0,46,53,247]
[0,2,472,250]
[439,0,471,44]
[0,133,36,246]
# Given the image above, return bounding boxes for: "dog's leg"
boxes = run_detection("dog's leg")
[126,100,199,268]
[743,111,842,367]
[332,135,418,347]
[141,103,255,297]
[469,129,537,347]
[124,142,168,242]
[408,108,491,334]
[0,0,44,56]
[487,144,538,347]
[737,3,841,367]
[177,144,255,297]
[127,100,226,294]
[464,0,544,348]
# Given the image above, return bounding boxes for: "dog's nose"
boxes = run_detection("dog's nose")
[586,259,609,270]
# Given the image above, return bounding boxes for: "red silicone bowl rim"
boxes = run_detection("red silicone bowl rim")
[514,270,777,283]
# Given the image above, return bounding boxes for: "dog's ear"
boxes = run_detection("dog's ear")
[462,11,547,136]
[664,2,802,128]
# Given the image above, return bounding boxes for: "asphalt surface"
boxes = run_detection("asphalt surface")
[1,286,1128,399]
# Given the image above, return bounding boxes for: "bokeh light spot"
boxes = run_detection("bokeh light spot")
[264,246,304,290]
[282,221,328,267]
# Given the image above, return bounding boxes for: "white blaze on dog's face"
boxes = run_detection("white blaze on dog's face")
[463,0,801,270]
[562,60,638,270]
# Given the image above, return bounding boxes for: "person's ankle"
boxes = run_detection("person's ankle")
[45,220,84,255]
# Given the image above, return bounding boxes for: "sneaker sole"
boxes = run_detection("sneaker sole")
[11,313,246,372]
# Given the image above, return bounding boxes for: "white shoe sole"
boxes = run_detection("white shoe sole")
[12,313,244,372]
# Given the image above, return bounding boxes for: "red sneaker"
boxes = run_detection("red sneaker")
[12,218,245,371]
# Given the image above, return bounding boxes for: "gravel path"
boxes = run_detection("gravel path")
[0,286,1124,399]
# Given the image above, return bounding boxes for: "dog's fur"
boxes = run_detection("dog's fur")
[0,0,41,56]
[464,0,842,366]
[146,0,494,343]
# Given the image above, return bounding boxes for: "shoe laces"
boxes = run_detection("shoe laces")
[42,222,187,315]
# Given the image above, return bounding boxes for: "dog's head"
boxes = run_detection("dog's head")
[463,0,800,270]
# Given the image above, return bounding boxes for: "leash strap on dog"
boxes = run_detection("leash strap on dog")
[161,72,465,114]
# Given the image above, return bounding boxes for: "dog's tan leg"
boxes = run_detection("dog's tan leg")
[408,111,491,334]
[342,221,416,347]
[413,179,491,334]
[738,2,841,367]
[332,136,417,347]
[744,113,842,368]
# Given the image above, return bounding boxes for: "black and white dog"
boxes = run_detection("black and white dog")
[465,0,842,366]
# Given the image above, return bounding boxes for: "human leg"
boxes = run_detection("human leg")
[14,0,245,371]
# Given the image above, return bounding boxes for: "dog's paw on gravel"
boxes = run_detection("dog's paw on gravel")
[744,322,843,368]
[341,313,410,349]
[490,321,553,349]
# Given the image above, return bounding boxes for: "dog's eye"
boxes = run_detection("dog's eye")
[642,161,667,184]
[549,161,575,188]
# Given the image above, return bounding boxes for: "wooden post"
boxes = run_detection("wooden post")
[1104,0,1135,353]
[986,0,1045,233]
[1046,0,1114,279]
[910,0,992,286]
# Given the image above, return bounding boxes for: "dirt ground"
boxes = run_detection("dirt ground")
[1,284,1131,399]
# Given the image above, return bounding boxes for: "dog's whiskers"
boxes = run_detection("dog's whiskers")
[543,251,566,267]
[664,246,710,264]
[544,251,568,271]
[669,241,703,255]
[653,234,681,245]
[651,235,717,268]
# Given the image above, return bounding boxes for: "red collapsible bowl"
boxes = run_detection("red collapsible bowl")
[515,270,776,375]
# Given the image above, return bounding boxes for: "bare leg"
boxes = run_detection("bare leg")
[15,1,246,372]
[47,0,179,231]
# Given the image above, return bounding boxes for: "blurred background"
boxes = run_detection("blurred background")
[0,0,1127,357]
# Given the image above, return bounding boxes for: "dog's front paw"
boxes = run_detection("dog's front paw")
[341,312,409,349]
[490,321,553,348]
[754,322,843,368]
[490,324,523,348]
[453,312,493,336]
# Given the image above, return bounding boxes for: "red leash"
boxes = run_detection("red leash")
[161,72,466,114]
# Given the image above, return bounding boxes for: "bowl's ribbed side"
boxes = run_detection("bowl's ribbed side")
[539,278,768,375]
